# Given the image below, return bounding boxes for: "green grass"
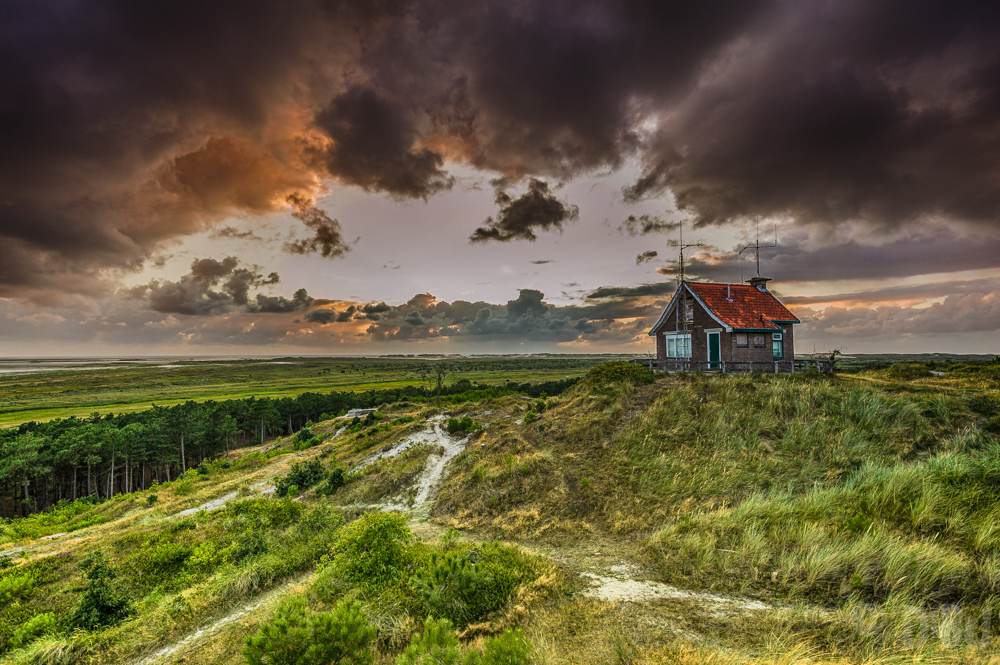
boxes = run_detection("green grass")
[0,356,622,427]
[5,361,1000,664]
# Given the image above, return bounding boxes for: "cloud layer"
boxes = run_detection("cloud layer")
[2,0,997,305]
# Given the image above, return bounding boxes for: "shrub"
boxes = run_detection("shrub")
[522,411,538,425]
[145,493,159,507]
[196,461,210,475]
[0,573,34,605]
[447,416,483,435]
[10,612,57,649]
[185,542,228,573]
[329,511,412,587]
[70,552,132,630]
[412,553,485,626]
[396,617,470,665]
[0,602,31,650]
[232,531,269,562]
[318,467,347,495]
[297,427,314,442]
[393,415,415,425]
[244,596,375,665]
[275,459,328,498]
[585,361,655,386]
[464,544,535,621]
[483,628,533,665]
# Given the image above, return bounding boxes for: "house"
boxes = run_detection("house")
[648,276,800,370]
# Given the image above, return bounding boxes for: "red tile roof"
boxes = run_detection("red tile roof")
[687,283,799,330]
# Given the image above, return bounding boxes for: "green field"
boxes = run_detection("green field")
[0,355,627,427]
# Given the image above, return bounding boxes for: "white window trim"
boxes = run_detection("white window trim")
[662,332,692,358]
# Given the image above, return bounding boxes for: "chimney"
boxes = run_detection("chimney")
[747,276,772,292]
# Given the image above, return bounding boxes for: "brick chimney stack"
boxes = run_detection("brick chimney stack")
[747,276,772,291]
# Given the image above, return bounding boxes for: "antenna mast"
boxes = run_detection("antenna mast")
[738,218,778,282]
[670,221,705,335]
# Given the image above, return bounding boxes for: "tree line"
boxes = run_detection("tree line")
[0,378,576,517]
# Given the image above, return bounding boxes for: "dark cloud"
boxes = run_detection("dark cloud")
[355,286,662,343]
[125,257,281,316]
[0,0,398,298]
[586,282,676,300]
[314,85,454,199]
[530,260,553,265]
[470,179,579,242]
[248,288,315,313]
[3,0,1000,305]
[212,226,265,241]
[621,215,679,236]
[304,308,338,324]
[636,250,658,265]
[678,227,1000,285]
[623,2,1000,230]
[284,193,351,259]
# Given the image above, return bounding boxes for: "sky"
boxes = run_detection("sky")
[1,0,999,357]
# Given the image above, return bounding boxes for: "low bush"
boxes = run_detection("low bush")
[482,628,534,665]
[397,617,534,665]
[328,511,412,588]
[0,573,34,604]
[70,552,132,630]
[447,416,483,435]
[396,617,467,665]
[522,411,538,425]
[244,596,375,665]
[9,612,57,649]
[318,467,347,495]
[412,553,485,626]
[275,459,328,498]
[0,602,31,651]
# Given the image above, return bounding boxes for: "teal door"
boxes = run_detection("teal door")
[708,332,720,369]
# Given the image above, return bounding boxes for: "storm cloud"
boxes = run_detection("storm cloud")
[2,0,999,316]
[125,257,281,316]
[284,193,351,259]
[470,179,579,242]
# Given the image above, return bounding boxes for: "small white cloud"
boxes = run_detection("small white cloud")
[15,312,66,325]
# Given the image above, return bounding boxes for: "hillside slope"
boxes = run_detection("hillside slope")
[2,363,999,664]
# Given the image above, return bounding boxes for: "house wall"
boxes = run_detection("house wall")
[728,324,796,363]
[689,299,718,362]
[730,335,777,362]
[655,333,666,360]
[782,324,795,360]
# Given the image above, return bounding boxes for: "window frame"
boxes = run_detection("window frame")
[663,332,692,358]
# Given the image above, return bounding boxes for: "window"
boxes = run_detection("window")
[753,334,766,347]
[736,333,748,347]
[684,304,694,322]
[772,339,784,359]
[664,333,692,358]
